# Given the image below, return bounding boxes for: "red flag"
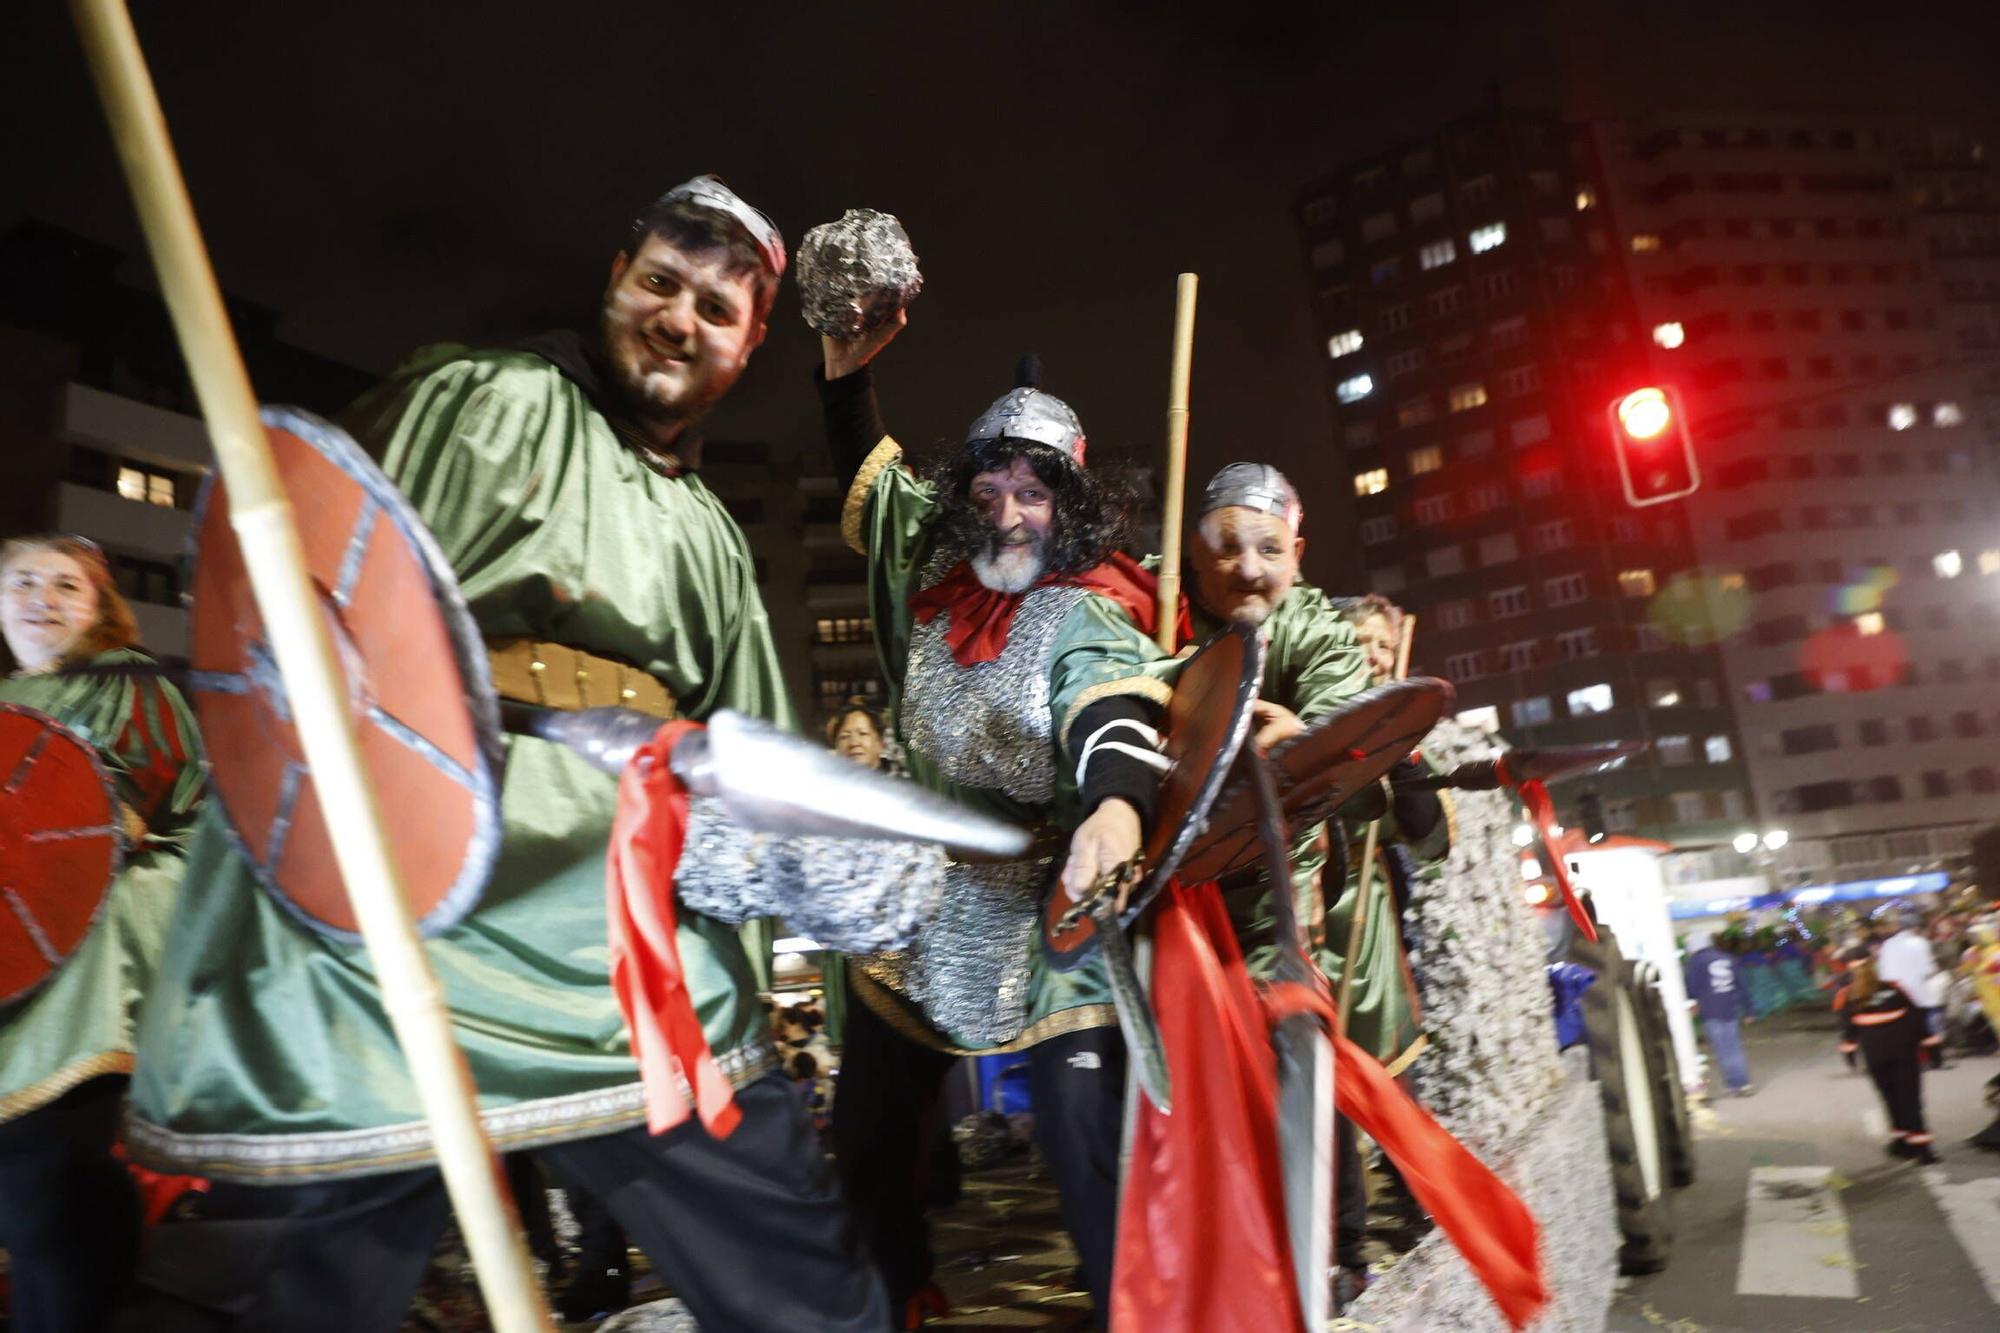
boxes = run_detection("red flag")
[1115,882,1549,1331]
[606,719,742,1138]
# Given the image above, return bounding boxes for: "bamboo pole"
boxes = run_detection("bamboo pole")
[1153,273,1198,652]
[1335,613,1416,1040]
[68,4,550,1327]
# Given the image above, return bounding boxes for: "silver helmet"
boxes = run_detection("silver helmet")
[646,174,787,278]
[964,387,1086,465]
[1201,462,1302,533]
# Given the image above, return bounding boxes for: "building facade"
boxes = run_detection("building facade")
[1297,109,2000,888]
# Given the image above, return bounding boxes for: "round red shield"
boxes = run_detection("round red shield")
[1042,622,1264,970]
[1178,677,1453,885]
[188,406,502,940]
[0,704,124,1003]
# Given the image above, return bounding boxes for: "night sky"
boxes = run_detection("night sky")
[6,1,1997,589]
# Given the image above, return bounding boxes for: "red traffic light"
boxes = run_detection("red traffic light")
[1606,384,1698,507]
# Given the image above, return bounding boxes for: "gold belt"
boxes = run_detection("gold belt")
[485,637,677,720]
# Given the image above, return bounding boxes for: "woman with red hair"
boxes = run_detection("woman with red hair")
[0,535,203,1331]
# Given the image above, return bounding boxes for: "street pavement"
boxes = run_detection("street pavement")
[1610,1010,2000,1333]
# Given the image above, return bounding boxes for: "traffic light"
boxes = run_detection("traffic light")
[1607,385,1698,507]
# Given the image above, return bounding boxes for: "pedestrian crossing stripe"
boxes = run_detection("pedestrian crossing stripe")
[1737,1166,1859,1298]
[1921,1170,2000,1306]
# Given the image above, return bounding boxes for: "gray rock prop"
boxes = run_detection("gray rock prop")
[796,209,923,338]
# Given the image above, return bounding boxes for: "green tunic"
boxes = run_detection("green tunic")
[1178,578,1436,1069]
[0,649,202,1122]
[127,345,791,1182]
[843,438,1175,1052]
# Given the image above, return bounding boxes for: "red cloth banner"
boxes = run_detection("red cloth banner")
[1113,882,1548,1332]
[606,719,742,1139]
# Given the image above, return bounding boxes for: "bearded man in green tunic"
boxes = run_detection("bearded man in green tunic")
[813,314,1175,1323]
[120,179,890,1332]
[0,535,204,1333]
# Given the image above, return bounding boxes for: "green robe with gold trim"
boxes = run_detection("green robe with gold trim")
[842,439,1175,1053]
[0,649,202,1122]
[1177,578,1439,1069]
[127,345,791,1182]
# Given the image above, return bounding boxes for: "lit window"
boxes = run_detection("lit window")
[1353,468,1389,497]
[1648,679,1681,707]
[1566,683,1613,715]
[1979,549,2000,575]
[1575,187,1596,212]
[1855,611,1885,636]
[1420,239,1458,270]
[117,467,148,502]
[1469,222,1507,254]
[1630,233,1662,253]
[147,474,176,507]
[1448,382,1488,413]
[1457,705,1500,731]
[1618,569,1657,597]
[1652,321,1686,349]
[1934,401,1965,427]
[1327,329,1364,358]
[1887,403,1918,430]
[1704,735,1734,764]
[1337,374,1375,404]
[1934,549,1963,579]
[1409,445,1444,475]
[1512,696,1553,726]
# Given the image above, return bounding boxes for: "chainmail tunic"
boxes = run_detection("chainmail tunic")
[864,583,1091,1044]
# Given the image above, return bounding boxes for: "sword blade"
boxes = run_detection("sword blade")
[1093,897,1171,1114]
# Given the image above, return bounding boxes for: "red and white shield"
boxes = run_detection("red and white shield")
[188,406,502,940]
[0,704,124,1004]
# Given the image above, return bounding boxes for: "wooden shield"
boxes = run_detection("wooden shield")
[0,704,124,1003]
[1041,621,1264,971]
[1178,677,1453,885]
[188,406,502,940]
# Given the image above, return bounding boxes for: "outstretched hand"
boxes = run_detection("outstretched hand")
[821,307,909,381]
[1062,797,1144,913]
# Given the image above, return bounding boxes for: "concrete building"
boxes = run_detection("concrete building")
[1296,109,2000,889]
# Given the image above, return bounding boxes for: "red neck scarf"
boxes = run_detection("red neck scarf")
[908,551,1185,666]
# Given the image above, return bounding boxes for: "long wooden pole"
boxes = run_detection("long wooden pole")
[1335,614,1417,1040]
[68,4,551,1328]
[1154,273,1198,652]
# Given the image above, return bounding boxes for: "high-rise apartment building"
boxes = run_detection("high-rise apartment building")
[1297,109,2000,887]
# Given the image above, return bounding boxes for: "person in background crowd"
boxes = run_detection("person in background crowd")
[0,534,204,1333]
[827,697,889,772]
[1683,928,1754,1097]
[1837,952,1942,1165]
[1878,904,1950,1069]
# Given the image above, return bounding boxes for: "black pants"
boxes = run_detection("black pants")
[1024,1025,1127,1316]
[830,985,956,1310]
[114,1073,889,1333]
[1865,1051,1931,1142]
[1333,1114,1366,1269]
[0,1075,142,1333]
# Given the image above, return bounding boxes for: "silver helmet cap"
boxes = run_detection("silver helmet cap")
[964,387,1086,465]
[1201,462,1302,533]
[647,174,788,279]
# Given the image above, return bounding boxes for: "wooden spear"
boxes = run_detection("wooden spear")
[67,3,551,1327]
[1154,274,1198,651]
[1335,613,1417,1041]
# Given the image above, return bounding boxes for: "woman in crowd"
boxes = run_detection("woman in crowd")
[0,534,203,1331]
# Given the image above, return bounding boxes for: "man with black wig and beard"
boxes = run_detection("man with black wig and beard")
[814,313,1175,1327]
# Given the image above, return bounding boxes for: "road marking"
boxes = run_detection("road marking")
[1738,1166,1859,1298]
[1921,1170,2000,1305]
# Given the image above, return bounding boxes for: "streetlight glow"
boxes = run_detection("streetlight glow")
[1763,829,1789,851]
[1733,832,1758,855]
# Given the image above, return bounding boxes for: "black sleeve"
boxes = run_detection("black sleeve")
[814,364,890,491]
[1388,756,1445,844]
[1072,695,1165,833]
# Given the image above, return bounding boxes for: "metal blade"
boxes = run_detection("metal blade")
[501,702,1031,860]
[1094,896,1171,1114]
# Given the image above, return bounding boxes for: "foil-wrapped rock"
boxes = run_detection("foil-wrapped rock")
[795,208,923,338]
